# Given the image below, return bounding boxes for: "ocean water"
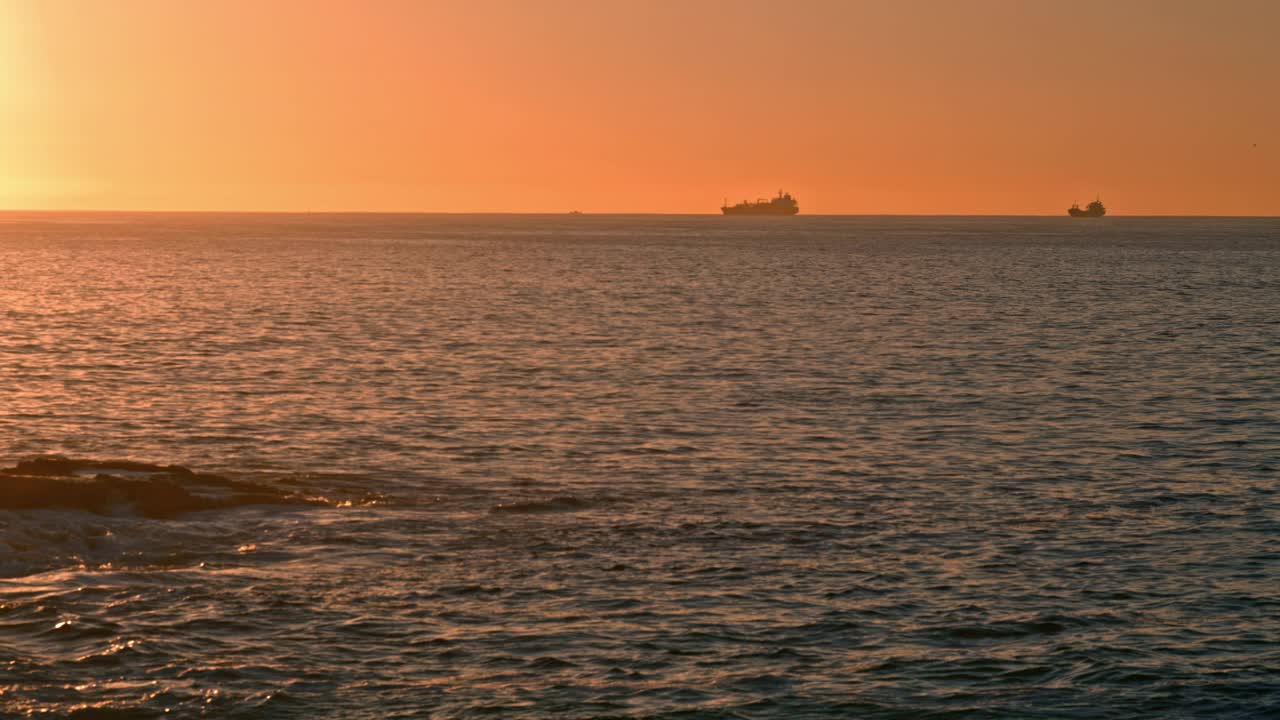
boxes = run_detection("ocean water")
[1,213,1278,718]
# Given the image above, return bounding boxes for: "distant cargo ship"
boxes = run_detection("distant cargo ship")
[1068,198,1106,217]
[722,191,799,216]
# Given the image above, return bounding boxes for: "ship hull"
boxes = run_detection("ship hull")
[721,206,799,216]
[1067,208,1105,217]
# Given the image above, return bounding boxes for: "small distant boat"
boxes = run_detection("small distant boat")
[722,190,799,216]
[1068,197,1106,217]
[568,210,583,215]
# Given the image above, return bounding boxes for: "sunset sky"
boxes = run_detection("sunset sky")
[2,0,1277,215]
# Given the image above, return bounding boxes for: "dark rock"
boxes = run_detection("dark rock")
[0,456,319,519]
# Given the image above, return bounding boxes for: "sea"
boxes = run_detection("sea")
[1,213,1277,719]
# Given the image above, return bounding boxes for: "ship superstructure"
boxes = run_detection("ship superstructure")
[722,191,799,216]
[1068,197,1106,217]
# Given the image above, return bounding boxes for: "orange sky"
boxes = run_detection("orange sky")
[2,0,1277,214]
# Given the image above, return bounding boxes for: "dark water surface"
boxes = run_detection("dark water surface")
[1,213,1278,718]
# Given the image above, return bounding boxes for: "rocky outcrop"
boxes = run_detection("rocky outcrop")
[0,457,319,518]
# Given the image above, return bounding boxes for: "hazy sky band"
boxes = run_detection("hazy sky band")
[2,0,1277,214]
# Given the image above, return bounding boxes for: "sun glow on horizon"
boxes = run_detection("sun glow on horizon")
[0,2,19,97]
[1,1,36,206]
[0,15,19,205]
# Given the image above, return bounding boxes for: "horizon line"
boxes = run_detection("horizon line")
[2,208,1279,219]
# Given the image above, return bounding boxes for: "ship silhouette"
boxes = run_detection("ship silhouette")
[1068,197,1106,217]
[722,190,799,216]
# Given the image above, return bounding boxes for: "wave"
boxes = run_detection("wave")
[488,495,613,514]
